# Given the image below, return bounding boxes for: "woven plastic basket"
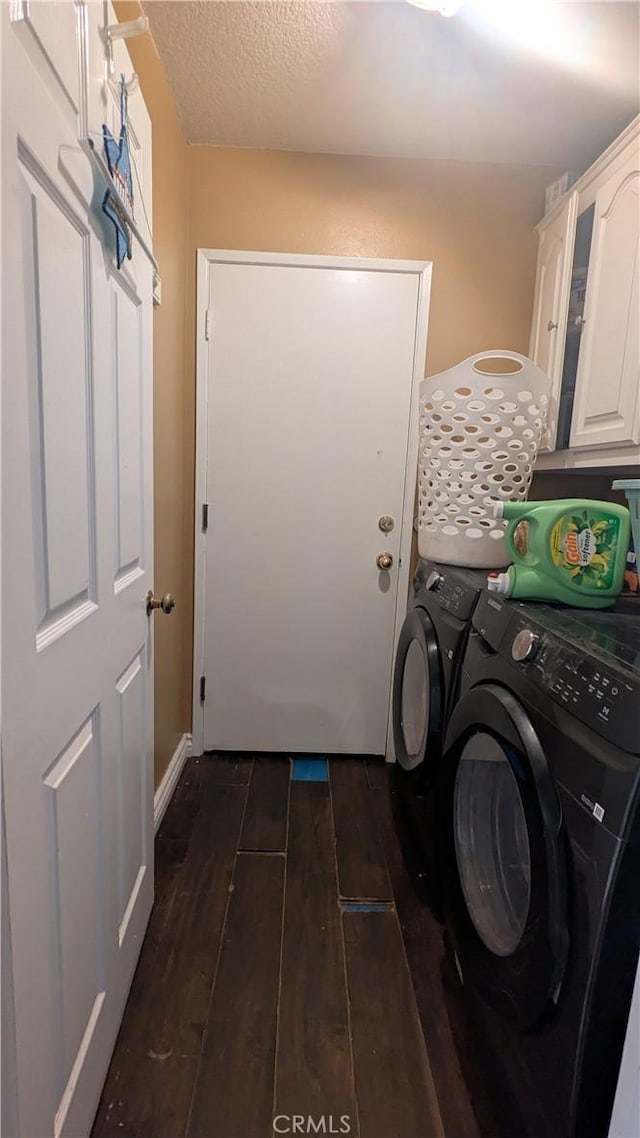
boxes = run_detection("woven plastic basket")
[418,351,551,568]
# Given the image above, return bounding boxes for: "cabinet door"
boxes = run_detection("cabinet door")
[570,149,640,449]
[529,193,577,451]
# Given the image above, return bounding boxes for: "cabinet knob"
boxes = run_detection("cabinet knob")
[547,319,558,332]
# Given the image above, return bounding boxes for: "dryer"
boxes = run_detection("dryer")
[390,559,485,916]
[441,592,640,1138]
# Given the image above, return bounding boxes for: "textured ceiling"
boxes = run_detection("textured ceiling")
[144,1,640,168]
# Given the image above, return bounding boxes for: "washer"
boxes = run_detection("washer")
[441,591,640,1138]
[390,559,485,916]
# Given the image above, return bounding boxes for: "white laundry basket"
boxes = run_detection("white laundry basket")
[418,351,551,568]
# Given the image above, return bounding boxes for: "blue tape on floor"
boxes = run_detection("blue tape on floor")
[292,758,329,782]
[342,902,394,913]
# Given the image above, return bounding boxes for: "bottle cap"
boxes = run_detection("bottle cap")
[486,571,511,595]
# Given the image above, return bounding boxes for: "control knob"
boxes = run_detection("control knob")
[426,570,443,592]
[511,628,540,663]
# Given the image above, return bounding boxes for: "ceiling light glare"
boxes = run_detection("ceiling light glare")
[468,0,578,66]
[406,0,466,16]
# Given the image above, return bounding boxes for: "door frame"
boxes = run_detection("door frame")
[191,249,432,759]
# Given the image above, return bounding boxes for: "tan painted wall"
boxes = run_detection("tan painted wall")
[119,4,563,784]
[114,3,192,788]
[187,147,557,377]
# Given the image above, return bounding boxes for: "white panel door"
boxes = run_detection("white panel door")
[1,5,154,1136]
[529,193,577,452]
[570,146,640,450]
[197,255,429,756]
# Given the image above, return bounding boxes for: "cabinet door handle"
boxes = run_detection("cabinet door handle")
[547,320,558,331]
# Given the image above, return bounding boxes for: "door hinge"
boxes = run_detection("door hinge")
[204,308,212,341]
[200,675,206,703]
[202,502,209,532]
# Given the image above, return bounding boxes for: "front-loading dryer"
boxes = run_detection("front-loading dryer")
[441,591,640,1138]
[391,559,485,917]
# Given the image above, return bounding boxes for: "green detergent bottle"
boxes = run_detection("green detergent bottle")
[486,499,631,608]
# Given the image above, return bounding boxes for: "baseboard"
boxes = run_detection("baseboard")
[154,733,192,834]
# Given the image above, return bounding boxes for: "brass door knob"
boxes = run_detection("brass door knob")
[376,553,393,570]
[146,590,176,615]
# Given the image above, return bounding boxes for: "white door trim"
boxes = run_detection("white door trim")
[191,249,432,758]
[1,782,20,1138]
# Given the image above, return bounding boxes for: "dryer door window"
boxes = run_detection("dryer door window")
[392,607,443,774]
[443,684,569,1031]
[401,639,430,760]
[454,733,531,957]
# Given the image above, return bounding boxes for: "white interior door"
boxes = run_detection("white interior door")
[195,253,430,757]
[1,5,154,1135]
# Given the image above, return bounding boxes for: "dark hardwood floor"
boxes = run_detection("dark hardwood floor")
[91,754,479,1138]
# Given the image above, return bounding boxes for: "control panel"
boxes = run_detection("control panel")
[433,572,479,622]
[508,622,639,755]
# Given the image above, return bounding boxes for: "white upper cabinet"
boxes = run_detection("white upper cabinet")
[529,192,577,452]
[570,133,640,450]
[530,117,640,468]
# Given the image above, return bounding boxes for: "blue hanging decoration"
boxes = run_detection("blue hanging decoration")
[101,76,134,269]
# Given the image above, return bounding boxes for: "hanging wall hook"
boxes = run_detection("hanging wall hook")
[103,15,149,76]
[108,72,139,99]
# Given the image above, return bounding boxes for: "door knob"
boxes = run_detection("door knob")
[376,553,393,570]
[146,590,176,615]
[547,319,558,332]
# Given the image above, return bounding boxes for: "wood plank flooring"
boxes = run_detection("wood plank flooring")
[188,852,285,1138]
[344,910,443,1138]
[91,754,478,1138]
[275,781,357,1127]
[330,759,392,902]
[240,756,290,852]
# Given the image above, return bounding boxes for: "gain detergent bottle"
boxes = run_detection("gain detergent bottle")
[486,499,630,608]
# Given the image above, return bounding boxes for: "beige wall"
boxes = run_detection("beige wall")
[120,5,565,785]
[187,147,557,378]
[114,3,192,788]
